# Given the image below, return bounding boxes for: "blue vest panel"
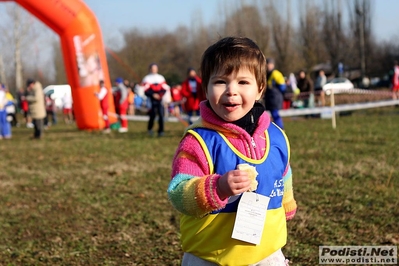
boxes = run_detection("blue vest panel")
[190,123,289,213]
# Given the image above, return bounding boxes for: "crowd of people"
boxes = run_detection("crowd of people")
[2,56,398,139]
[0,79,76,140]
[106,63,206,136]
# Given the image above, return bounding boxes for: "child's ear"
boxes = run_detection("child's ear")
[256,87,265,100]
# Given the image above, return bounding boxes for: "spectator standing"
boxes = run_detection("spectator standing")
[114,77,129,133]
[26,79,46,139]
[314,69,327,106]
[0,84,12,139]
[142,63,169,137]
[44,93,57,127]
[95,80,111,133]
[181,68,203,124]
[62,92,73,124]
[283,75,295,110]
[4,86,18,127]
[392,61,399,100]
[170,84,183,117]
[297,70,314,108]
[264,58,286,129]
[18,88,33,128]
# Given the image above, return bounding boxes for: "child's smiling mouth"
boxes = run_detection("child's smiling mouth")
[223,102,240,111]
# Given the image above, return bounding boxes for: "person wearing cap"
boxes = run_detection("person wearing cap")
[264,58,286,129]
[142,63,169,137]
[114,77,129,132]
[25,79,46,139]
[181,68,204,125]
[0,83,12,139]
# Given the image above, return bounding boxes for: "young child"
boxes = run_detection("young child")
[167,37,297,266]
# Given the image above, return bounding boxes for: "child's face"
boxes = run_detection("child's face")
[206,68,262,122]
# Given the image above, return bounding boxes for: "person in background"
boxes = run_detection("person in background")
[127,83,135,116]
[314,69,326,106]
[4,86,18,127]
[170,84,183,117]
[114,77,129,133]
[0,84,12,139]
[296,70,314,108]
[142,63,169,137]
[18,87,33,128]
[181,68,203,124]
[168,37,296,266]
[26,79,46,139]
[62,92,73,124]
[95,80,111,133]
[392,60,399,100]
[264,58,286,129]
[44,93,57,128]
[283,75,295,110]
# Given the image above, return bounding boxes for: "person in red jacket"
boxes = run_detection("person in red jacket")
[181,68,204,124]
[170,84,183,116]
[95,80,110,133]
[114,77,129,133]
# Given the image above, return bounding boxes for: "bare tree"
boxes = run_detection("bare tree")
[52,41,67,84]
[265,0,293,75]
[219,0,270,56]
[321,0,347,76]
[298,1,327,73]
[349,0,374,78]
[0,54,7,88]
[0,3,36,93]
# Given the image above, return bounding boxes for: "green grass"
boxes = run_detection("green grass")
[0,109,398,265]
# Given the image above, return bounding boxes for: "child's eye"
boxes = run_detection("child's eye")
[239,80,250,85]
[214,80,226,84]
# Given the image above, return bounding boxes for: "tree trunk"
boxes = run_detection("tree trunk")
[0,54,7,90]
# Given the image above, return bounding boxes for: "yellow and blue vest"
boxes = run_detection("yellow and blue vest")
[181,123,290,265]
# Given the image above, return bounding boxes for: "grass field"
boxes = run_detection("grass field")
[0,108,398,265]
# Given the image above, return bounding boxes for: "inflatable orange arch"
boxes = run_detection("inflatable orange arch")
[0,0,117,130]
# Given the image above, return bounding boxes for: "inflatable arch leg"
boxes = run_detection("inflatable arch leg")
[0,0,117,130]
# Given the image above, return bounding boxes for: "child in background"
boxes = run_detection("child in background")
[167,37,297,266]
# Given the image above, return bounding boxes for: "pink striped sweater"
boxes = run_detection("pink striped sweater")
[168,101,297,220]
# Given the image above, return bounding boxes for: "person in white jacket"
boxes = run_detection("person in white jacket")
[142,63,169,137]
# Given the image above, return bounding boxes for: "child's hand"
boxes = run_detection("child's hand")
[217,170,251,200]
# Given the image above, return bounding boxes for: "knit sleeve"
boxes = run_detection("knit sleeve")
[282,164,297,220]
[167,134,228,217]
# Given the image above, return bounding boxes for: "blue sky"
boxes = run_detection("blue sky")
[84,0,399,47]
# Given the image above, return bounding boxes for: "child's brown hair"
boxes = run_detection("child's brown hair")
[200,37,266,95]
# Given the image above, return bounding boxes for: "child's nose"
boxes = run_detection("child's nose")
[226,83,238,95]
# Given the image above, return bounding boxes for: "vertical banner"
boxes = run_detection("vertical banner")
[73,34,104,88]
